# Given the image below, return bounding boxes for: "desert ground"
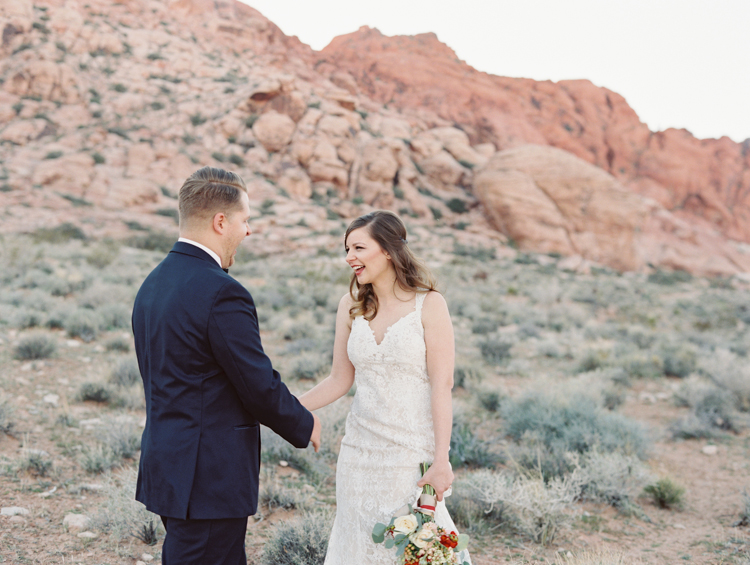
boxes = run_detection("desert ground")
[1,230,749,565]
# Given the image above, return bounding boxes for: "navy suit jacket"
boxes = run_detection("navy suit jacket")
[132,242,313,519]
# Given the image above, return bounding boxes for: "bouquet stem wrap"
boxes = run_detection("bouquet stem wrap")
[417,462,437,518]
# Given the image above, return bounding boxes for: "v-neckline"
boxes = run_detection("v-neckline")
[365,295,420,346]
[366,310,418,347]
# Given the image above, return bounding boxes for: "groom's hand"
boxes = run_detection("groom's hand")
[309,413,321,452]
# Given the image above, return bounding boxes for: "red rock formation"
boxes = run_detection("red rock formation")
[320,27,750,244]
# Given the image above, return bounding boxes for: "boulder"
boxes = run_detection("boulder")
[420,150,465,187]
[278,168,312,200]
[252,111,296,153]
[63,513,90,532]
[7,61,82,104]
[474,145,650,271]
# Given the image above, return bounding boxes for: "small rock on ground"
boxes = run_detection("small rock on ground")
[1,507,30,516]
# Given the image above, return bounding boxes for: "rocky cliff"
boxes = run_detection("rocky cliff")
[1,0,748,275]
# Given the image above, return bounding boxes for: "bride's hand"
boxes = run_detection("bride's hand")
[417,460,454,502]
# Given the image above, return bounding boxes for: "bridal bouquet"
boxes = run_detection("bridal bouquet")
[371,463,469,565]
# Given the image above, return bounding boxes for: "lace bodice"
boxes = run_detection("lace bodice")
[343,292,435,459]
[325,292,470,565]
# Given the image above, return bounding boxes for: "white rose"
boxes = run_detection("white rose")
[409,527,435,549]
[393,514,418,535]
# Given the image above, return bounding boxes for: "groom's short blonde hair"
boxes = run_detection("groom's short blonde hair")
[178,166,247,228]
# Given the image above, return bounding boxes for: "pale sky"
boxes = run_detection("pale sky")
[242,0,750,143]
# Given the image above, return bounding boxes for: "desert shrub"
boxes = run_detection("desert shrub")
[612,350,664,379]
[479,336,514,364]
[79,443,121,473]
[454,364,484,388]
[261,427,331,483]
[445,478,507,536]
[643,477,685,509]
[570,451,652,512]
[507,441,574,480]
[98,303,132,330]
[16,449,53,477]
[658,342,697,378]
[450,415,502,469]
[259,470,311,512]
[502,393,649,459]
[693,387,743,433]
[647,268,692,285]
[94,417,141,459]
[91,467,162,543]
[536,339,564,359]
[109,358,141,387]
[289,353,330,380]
[86,240,119,268]
[78,382,113,403]
[46,304,75,329]
[700,349,750,411]
[576,349,609,373]
[669,414,723,440]
[105,336,131,352]
[126,231,175,253]
[14,333,56,360]
[733,491,750,527]
[260,510,332,565]
[32,223,86,243]
[471,318,498,335]
[554,550,633,565]
[10,308,46,329]
[477,390,501,413]
[459,469,577,545]
[671,379,744,437]
[65,309,102,342]
[0,399,14,435]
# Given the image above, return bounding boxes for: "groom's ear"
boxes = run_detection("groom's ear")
[212,212,227,234]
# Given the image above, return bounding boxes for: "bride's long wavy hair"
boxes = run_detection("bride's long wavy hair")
[345,210,437,320]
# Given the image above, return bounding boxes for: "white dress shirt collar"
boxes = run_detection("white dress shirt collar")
[178,237,222,268]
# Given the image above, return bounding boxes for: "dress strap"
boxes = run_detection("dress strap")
[415,291,428,317]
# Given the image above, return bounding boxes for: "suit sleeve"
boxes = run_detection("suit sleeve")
[208,279,314,448]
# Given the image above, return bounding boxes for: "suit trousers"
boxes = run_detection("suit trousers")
[160,515,248,565]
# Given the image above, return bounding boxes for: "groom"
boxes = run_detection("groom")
[132,166,321,564]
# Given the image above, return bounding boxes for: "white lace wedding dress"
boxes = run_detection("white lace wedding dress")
[325,292,471,565]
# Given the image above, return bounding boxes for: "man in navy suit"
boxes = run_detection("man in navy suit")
[132,166,321,564]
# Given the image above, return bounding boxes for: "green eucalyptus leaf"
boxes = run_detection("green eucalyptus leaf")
[384,537,395,549]
[455,533,470,552]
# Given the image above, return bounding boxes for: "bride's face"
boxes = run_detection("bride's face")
[345,227,393,285]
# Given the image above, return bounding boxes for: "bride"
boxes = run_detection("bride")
[300,210,470,564]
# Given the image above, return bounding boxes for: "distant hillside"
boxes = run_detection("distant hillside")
[1,0,748,275]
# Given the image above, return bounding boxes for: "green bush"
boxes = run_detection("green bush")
[80,443,121,473]
[644,477,685,509]
[0,400,14,435]
[450,416,501,469]
[658,343,697,378]
[78,382,113,403]
[90,468,163,543]
[502,393,649,459]
[453,364,484,388]
[65,309,101,342]
[260,511,332,565]
[14,333,56,360]
[95,417,141,459]
[32,223,86,243]
[16,449,53,477]
[446,198,468,213]
[109,358,141,387]
[479,337,514,365]
[105,336,131,352]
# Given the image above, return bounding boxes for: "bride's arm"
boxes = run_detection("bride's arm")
[298,293,356,411]
[417,291,455,501]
